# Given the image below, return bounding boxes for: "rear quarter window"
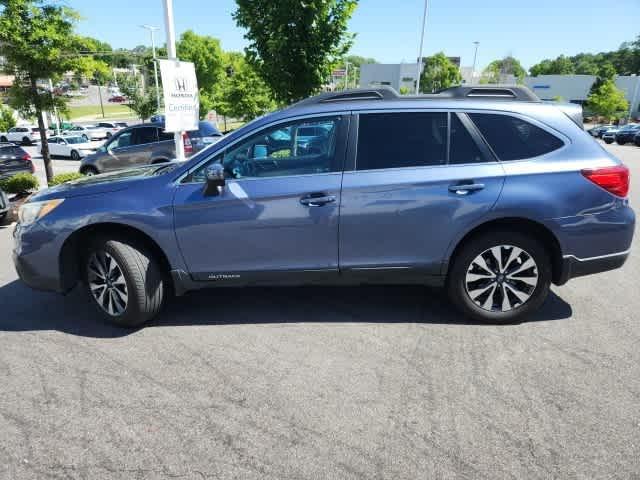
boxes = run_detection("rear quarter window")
[469,113,564,161]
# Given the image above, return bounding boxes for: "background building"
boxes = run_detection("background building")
[525,75,640,117]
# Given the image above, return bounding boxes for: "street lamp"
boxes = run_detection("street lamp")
[140,24,161,112]
[414,0,429,94]
[472,41,480,85]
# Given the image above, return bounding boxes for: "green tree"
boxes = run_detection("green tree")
[529,55,574,76]
[0,104,17,132]
[118,74,157,121]
[233,0,358,104]
[177,30,225,116]
[482,56,526,84]
[418,52,462,93]
[0,0,87,182]
[587,79,629,121]
[217,53,275,121]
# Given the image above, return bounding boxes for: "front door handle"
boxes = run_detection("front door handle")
[448,183,485,195]
[300,193,336,207]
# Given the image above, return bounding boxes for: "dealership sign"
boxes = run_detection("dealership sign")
[159,59,199,132]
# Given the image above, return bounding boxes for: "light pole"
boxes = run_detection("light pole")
[344,61,350,90]
[140,24,161,112]
[162,0,185,162]
[628,74,640,124]
[414,0,429,94]
[472,41,480,85]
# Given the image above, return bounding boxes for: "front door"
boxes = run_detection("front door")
[339,111,505,278]
[173,115,349,284]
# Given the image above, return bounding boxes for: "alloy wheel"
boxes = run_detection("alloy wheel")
[464,245,538,312]
[87,251,128,317]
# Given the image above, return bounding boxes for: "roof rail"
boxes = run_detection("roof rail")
[289,86,399,108]
[434,85,540,102]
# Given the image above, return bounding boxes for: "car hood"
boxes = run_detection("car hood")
[31,164,178,201]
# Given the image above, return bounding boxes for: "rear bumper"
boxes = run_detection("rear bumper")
[557,250,630,285]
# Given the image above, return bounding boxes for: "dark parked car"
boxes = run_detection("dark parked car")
[79,121,223,175]
[588,124,614,138]
[0,142,34,179]
[0,188,9,222]
[13,86,635,327]
[614,124,640,144]
[634,131,640,146]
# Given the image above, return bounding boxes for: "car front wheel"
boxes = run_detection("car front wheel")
[84,238,166,327]
[447,231,551,324]
[70,150,80,160]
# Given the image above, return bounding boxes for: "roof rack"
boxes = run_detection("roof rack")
[434,85,540,102]
[288,84,540,109]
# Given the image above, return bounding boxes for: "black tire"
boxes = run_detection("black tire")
[604,139,614,144]
[70,150,80,160]
[106,132,112,138]
[446,230,552,324]
[84,237,165,327]
[80,166,99,176]
[0,136,7,142]
[22,136,31,146]
[82,134,89,141]
[616,140,626,145]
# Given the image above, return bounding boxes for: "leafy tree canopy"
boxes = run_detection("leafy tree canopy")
[419,52,462,93]
[481,56,526,84]
[587,79,629,121]
[233,0,358,104]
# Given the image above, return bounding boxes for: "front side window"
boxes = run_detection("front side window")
[187,116,342,183]
[469,113,564,161]
[356,112,447,170]
[108,131,133,150]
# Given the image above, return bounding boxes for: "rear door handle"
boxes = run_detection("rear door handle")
[448,183,485,195]
[300,193,336,207]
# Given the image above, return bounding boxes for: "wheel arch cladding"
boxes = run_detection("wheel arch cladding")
[59,222,173,292]
[444,217,564,285]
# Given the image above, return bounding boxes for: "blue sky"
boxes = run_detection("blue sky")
[67,0,639,70]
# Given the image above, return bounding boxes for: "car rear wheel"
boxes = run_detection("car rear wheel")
[617,140,626,145]
[84,238,165,327]
[604,139,613,144]
[80,166,99,176]
[22,137,31,146]
[447,231,551,324]
[70,150,80,160]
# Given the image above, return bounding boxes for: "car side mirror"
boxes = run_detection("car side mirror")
[203,163,226,196]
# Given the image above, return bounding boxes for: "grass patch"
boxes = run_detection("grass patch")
[65,104,135,120]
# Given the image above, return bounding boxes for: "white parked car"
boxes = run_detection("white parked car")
[96,121,128,138]
[63,125,109,141]
[0,125,41,145]
[45,136,97,160]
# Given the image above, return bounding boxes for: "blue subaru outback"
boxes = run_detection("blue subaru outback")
[12,86,635,326]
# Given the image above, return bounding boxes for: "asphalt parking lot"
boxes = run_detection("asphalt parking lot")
[0,142,639,479]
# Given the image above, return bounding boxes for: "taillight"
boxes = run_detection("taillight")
[21,153,31,161]
[182,132,193,154]
[581,165,630,198]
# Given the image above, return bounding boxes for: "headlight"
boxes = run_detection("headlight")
[18,199,64,226]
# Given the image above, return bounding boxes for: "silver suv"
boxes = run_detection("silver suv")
[79,121,223,175]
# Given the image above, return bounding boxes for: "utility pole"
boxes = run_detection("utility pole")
[414,0,429,94]
[472,41,480,85]
[344,61,350,90]
[141,24,162,112]
[628,74,640,124]
[162,0,185,161]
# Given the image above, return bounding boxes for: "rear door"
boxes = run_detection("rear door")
[339,111,505,279]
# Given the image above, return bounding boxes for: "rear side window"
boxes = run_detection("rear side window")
[469,113,563,161]
[449,114,485,164]
[132,127,158,145]
[356,112,447,170]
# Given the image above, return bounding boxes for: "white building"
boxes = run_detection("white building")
[525,75,640,117]
[359,63,423,92]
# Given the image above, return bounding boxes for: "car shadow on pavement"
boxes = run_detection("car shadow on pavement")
[0,280,572,338]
